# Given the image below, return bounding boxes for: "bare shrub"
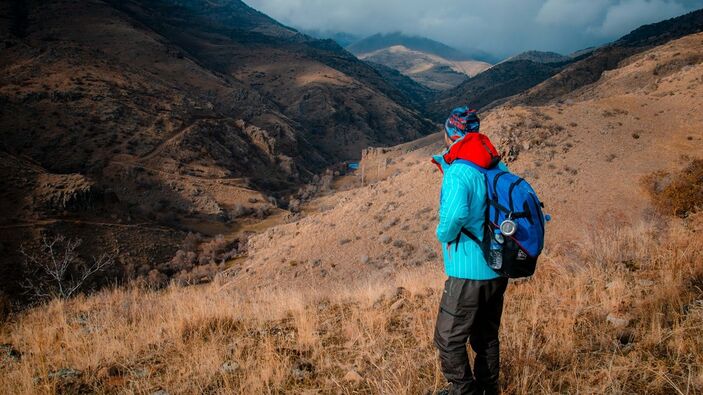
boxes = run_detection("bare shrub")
[642,159,703,217]
[320,171,334,192]
[229,204,253,219]
[20,235,114,301]
[168,250,198,272]
[200,235,237,264]
[175,262,221,286]
[253,206,271,219]
[181,232,202,252]
[165,234,241,283]
[145,269,169,289]
[288,198,301,213]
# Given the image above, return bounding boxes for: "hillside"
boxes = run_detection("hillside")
[502,50,570,64]
[431,8,703,119]
[356,45,491,90]
[0,0,435,301]
[364,62,437,110]
[512,8,703,106]
[347,33,492,90]
[347,32,492,62]
[428,60,566,120]
[235,31,703,291]
[297,29,361,47]
[1,31,702,394]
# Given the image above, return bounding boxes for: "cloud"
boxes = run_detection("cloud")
[590,0,687,37]
[536,0,611,27]
[244,0,701,58]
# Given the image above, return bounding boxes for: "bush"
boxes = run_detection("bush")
[229,204,253,219]
[643,160,703,217]
[0,291,10,321]
[20,235,114,301]
[181,232,202,252]
[200,235,237,263]
[146,269,169,289]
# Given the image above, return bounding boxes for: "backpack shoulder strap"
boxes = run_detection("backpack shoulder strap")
[452,227,482,252]
[461,227,481,243]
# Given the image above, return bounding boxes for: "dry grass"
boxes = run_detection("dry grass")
[642,160,703,218]
[1,215,702,394]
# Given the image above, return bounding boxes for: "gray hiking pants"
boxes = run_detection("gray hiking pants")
[434,276,508,395]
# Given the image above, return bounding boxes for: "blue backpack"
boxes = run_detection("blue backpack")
[455,160,546,278]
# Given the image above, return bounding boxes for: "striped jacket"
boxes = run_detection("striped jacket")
[433,153,509,280]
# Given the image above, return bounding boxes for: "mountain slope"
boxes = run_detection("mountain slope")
[428,60,567,120]
[356,45,491,90]
[0,0,435,301]
[364,61,437,110]
[511,8,703,106]
[347,33,492,90]
[1,29,702,395]
[429,8,703,120]
[107,0,435,160]
[298,29,362,47]
[228,30,703,295]
[347,32,490,61]
[502,50,570,64]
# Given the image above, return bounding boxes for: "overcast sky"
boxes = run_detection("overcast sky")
[245,0,702,58]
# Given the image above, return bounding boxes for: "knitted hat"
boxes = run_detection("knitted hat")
[444,106,480,141]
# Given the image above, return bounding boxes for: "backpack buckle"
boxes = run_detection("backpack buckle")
[500,218,517,236]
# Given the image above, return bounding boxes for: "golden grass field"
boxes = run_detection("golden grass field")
[1,210,701,394]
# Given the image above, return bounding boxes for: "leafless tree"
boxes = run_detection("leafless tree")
[20,235,114,301]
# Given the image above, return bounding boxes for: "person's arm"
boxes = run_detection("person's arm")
[497,161,509,172]
[436,169,470,243]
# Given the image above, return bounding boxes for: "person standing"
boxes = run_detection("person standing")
[431,106,509,395]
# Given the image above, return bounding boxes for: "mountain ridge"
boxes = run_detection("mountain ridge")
[346,32,492,62]
[431,8,703,117]
[501,50,570,64]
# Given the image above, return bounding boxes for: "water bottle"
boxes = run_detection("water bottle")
[490,228,504,269]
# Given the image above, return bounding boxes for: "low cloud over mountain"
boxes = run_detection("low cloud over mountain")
[247,0,701,58]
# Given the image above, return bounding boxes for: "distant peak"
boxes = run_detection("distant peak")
[501,50,570,64]
[347,32,489,62]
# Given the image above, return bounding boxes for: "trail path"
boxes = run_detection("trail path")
[138,115,226,162]
[108,115,258,191]
[0,219,174,232]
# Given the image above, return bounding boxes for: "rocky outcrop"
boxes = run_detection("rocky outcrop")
[36,173,102,212]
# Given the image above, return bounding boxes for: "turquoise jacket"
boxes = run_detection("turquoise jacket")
[433,152,509,280]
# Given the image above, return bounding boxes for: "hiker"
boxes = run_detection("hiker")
[431,107,509,395]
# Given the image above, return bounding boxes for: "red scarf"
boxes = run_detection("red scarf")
[432,133,500,173]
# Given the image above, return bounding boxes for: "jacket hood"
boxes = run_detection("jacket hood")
[431,133,501,173]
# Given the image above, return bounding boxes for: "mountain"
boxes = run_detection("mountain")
[347,32,491,62]
[355,45,491,90]
[347,33,491,90]
[364,62,437,110]
[428,60,567,120]
[298,29,362,47]
[0,0,436,300]
[431,8,703,118]
[569,46,597,58]
[511,8,703,106]
[227,29,703,333]
[501,50,570,64]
